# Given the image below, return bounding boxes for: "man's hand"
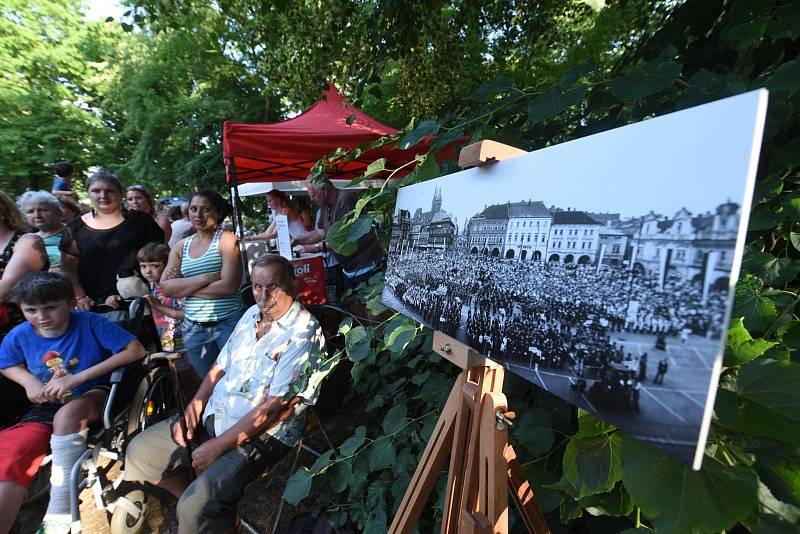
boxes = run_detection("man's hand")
[191,438,227,471]
[76,295,95,311]
[42,373,78,401]
[104,294,123,309]
[24,380,49,404]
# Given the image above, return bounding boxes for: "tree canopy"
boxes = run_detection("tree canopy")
[1,1,799,532]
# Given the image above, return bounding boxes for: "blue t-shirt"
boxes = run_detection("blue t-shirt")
[52,176,71,191]
[0,311,134,396]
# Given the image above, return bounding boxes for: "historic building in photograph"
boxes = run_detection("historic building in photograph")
[546,210,603,264]
[402,186,458,250]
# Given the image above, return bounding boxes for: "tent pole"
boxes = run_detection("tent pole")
[228,159,250,283]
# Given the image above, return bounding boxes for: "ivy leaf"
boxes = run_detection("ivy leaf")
[345,326,371,362]
[282,467,313,505]
[742,250,800,285]
[527,85,587,125]
[382,402,407,434]
[368,439,396,472]
[339,425,367,457]
[563,432,622,498]
[620,437,758,534]
[328,458,353,493]
[398,119,439,149]
[766,59,800,92]
[777,320,800,348]
[611,59,682,101]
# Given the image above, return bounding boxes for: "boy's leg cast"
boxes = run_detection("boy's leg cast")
[40,389,106,530]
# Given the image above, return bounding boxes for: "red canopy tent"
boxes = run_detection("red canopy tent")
[223,83,429,191]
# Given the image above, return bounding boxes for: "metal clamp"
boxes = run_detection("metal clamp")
[495,410,516,431]
[438,343,452,354]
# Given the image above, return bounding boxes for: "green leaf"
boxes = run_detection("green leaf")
[579,484,633,517]
[577,409,616,437]
[620,436,758,534]
[513,408,554,456]
[527,85,587,125]
[735,359,800,444]
[777,320,800,348]
[782,195,800,220]
[384,317,417,354]
[328,458,353,493]
[345,326,371,362]
[382,403,407,434]
[398,119,439,149]
[766,60,800,92]
[469,75,514,102]
[733,279,778,334]
[725,318,776,366]
[742,250,800,285]
[282,468,313,505]
[368,439,396,472]
[611,59,682,101]
[418,152,440,180]
[563,432,622,497]
[748,204,783,231]
[309,449,334,474]
[339,425,367,456]
[327,215,374,256]
[753,444,800,507]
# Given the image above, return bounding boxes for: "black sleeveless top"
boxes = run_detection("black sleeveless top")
[0,232,49,335]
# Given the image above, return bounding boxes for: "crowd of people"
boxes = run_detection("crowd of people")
[385,249,724,379]
[0,167,379,533]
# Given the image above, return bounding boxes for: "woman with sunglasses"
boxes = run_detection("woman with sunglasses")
[159,190,242,378]
[126,184,172,245]
[60,170,164,310]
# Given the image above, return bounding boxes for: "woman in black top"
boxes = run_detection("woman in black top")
[60,170,163,310]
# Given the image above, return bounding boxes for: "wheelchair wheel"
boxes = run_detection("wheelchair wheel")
[109,489,147,534]
[127,366,178,437]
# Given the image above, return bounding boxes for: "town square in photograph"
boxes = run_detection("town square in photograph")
[382,90,768,468]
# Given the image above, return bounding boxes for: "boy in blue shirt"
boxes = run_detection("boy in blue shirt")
[0,272,145,534]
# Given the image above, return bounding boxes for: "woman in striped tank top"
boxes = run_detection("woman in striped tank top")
[160,191,243,378]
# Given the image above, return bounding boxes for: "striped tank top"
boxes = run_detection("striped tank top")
[181,228,242,321]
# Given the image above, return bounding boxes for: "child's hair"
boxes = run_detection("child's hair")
[137,242,169,264]
[10,272,74,305]
[54,161,74,178]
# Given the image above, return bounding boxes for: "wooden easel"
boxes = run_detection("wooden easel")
[389,141,551,534]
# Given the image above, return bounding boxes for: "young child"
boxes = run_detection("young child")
[0,272,145,534]
[137,243,184,352]
[50,162,77,202]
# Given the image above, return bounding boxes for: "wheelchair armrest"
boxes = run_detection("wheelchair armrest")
[110,368,125,384]
[148,351,184,362]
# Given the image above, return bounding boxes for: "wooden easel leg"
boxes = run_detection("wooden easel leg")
[389,372,464,534]
[455,367,505,534]
[505,445,551,534]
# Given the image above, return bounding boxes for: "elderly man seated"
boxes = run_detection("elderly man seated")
[123,255,324,534]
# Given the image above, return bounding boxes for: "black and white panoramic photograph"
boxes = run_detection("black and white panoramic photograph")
[382,90,768,468]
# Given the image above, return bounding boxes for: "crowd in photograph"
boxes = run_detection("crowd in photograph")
[385,249,728,371]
